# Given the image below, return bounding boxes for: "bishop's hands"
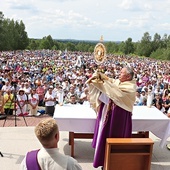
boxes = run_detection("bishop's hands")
[86,70,109,84]
[92,70,100,79]
[98,72,109,81]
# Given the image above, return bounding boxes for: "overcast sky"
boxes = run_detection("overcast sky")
[1,0,170,42]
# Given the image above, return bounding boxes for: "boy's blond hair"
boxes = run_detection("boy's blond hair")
[35,118,59,146]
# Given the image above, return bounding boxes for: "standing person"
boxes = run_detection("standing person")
[28,88,39,116]
[147,86,154,108]
[0,90,4,114]
[86,66,136,168]
[36,84,45,106]
[3,89,14,115]
[1,81,13,94]
[16,89,27,116]
[24,82,31,96]
[134,90,143,106]
[55,85,64,105]
[79,87,90,105]
[20,118,82,170]
[24,82,31,114]
[44,86,56,116]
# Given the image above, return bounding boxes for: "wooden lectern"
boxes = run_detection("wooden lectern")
[104,138,154,170]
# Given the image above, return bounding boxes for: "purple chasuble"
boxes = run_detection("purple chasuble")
[92,102,132,168]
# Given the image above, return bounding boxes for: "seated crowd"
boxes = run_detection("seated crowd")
[0,50,169,117]
[0,80,90,117]
[134,82,170,115]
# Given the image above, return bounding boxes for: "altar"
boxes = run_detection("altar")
[53,104,170,156]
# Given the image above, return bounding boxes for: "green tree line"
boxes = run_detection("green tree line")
[0,12,29,50]
[1,11,170,60]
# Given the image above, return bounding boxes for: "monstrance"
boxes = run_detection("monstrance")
[93,36,107,82]
[94,35,106,65]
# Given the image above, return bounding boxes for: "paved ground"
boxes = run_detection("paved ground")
[0,105,50,127]
[0,114,50,127]
[0,114,170,170]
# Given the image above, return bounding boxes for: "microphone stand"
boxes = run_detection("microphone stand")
[0,151,3,157]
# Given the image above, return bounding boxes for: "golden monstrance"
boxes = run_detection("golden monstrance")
[92,36,107,83]
[94,35,106,65]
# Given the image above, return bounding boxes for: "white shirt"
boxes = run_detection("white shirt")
[28,94,39,105]
[44,92,55,106]
[56,90,64,104]
[24,87,31,94]
[2,85,14,94]
[20,147,82,170]
[17,94,27,107]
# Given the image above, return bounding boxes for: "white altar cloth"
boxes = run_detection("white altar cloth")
[53,104,170,147]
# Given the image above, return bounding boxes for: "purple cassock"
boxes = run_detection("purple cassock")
[92,102,132,168]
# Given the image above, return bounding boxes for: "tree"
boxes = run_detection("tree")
[29,39,38,50]
[124,38,135,54]
[39,38,51,49]
[46,35,54,48]
[66,42,76,51]
[2,18,15,50]
[136,32,152,57]
[58,42,66,51]
[152,33,162,51]
[161,34,168,49]
[76,42,84,51]
[105,42,119,53]
[0,12,29,50]
[0,11,4,50]
[163,49,170,60]
[118,41,125,53]
[88,46,94,53]
[150,48,164,60]
[17,20,29,50]
[53,41,60,50]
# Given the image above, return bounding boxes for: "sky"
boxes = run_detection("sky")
[1,0,170,42]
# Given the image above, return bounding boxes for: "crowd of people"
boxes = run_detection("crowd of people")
[0,49,169,117]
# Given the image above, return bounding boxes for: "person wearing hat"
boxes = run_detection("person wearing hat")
[16,89,28,116]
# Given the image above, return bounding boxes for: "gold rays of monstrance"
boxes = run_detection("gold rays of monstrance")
[94,35,106,65]
[93,36,107,83]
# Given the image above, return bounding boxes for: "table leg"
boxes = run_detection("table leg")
[137,131,149,138]
[69,132,75,157]
[132,131,149,138]
[68,132,94,157]
[69,132,71,145]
